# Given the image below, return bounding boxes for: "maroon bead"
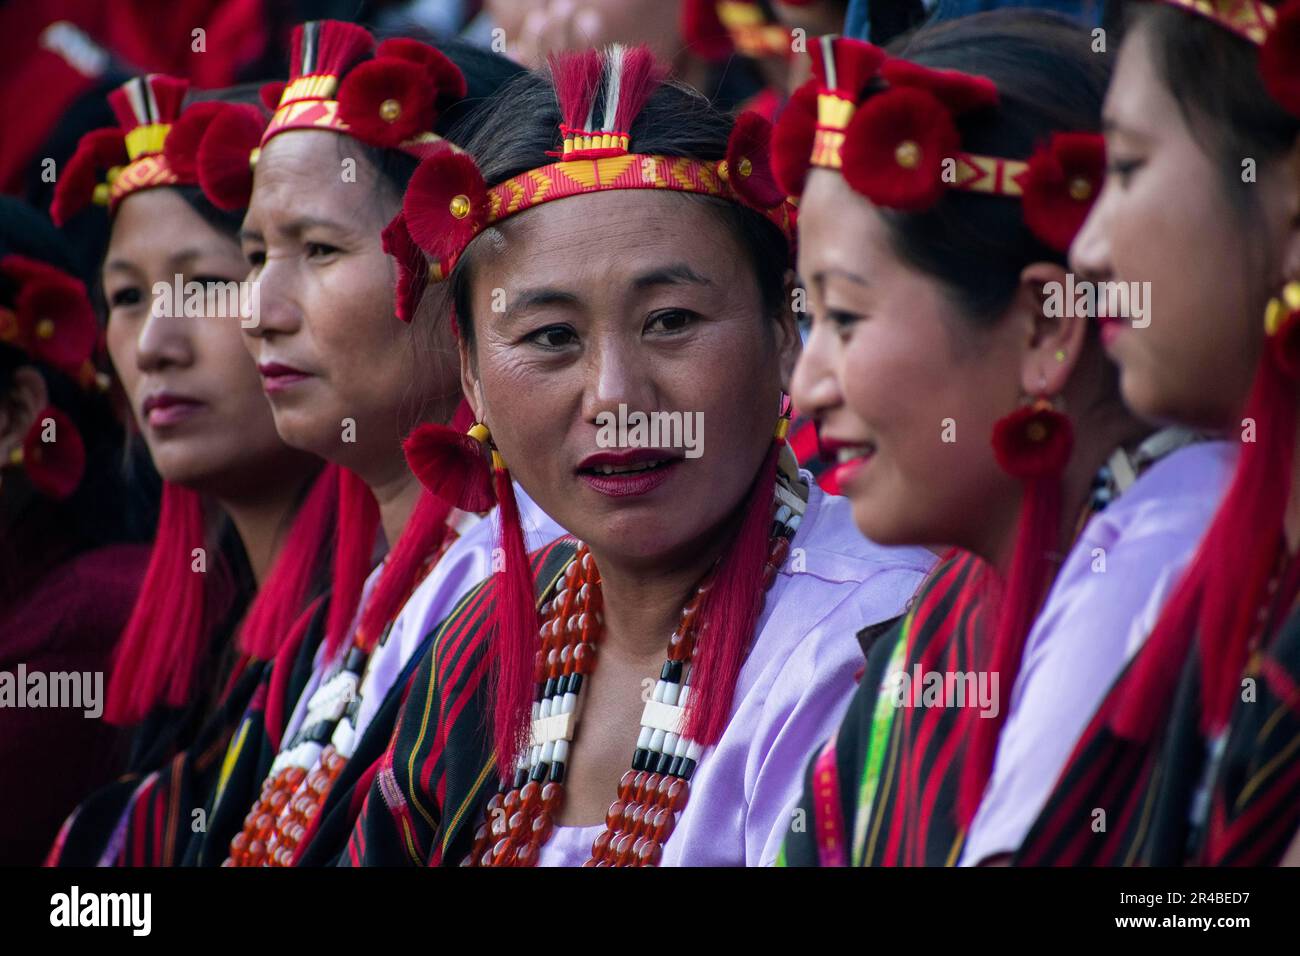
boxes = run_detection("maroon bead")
[531,812,553,846]
[614,833,635,866]
[514,842,539,867]
[638,839,663,867]
[618,770,638,801]
[507,810,528,838]
[503,789,522,814]
[541,781,564,813]
[605,800,626,831]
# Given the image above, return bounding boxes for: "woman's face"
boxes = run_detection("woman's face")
[240,131,459,478]
[1069,23,1293,430]
[462,190,797,567]
[791,169,1027,552]
[104,187,309,496]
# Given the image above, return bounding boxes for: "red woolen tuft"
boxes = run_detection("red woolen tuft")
[1017,132,1105,253]
[163,101,227,182]
[108,74,189,130]
[382,211,428,323]
[376,38,468,111]
[1260,0,1300,117]
[260,81,286,111]
[881,58,999,114]
[403,421,496,513]
[771,80,819,196]
[14,267,97,374]
[680,0,734,61]
[22,405,85,499]
[725,111,785,209]
[310,19,376,81]
[611,46,667,136]
[195,103,264,211]
[548,48,604,135]
[403,147,488,268]
[51,128,127,226]
[1270,302,1300,378]
[991,402,1073,480]
[337,59,436,146]
[841,87,958,211]
[810,38,885,100]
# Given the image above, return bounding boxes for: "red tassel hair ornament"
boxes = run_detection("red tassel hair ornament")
[958,398,1073,826]
[403,404,496,514]
[15,406,86,500]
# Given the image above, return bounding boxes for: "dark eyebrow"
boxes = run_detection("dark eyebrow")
[814,267,869,288]
[631,263,713,290]
[506,287,580,320]
[237,215,349,245]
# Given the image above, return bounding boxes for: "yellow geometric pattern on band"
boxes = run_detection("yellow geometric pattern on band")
[1159,0,1277,45]
[109,155,178,205]
[125,122,170,161]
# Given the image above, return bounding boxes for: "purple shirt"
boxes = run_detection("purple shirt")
[960,441,1234,865]
[536,481,936,866]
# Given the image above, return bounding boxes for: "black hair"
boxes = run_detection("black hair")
[872,10,1112,327]
[1134,2,1300,224]
[0,197,147,604]
[445,67,792,347]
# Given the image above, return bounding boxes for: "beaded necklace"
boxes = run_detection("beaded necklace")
[225,527,463,866]
[465,473,806,867]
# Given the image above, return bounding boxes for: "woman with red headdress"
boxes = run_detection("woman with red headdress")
[42,75,342,866]
[776,11,1233,867]
[0,198,150,865]
[1013,0,1300,868]
[341,42,934,868]
[195,21,555,868]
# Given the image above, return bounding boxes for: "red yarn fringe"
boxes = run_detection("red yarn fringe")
[957,471,1063,826]
[490,467,541,774]
[684,441,780,746]
[324,468,381,660]
[547,48,603,133]
[105,483,211,725]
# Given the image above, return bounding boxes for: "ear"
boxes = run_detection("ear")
[458,332,485,424]
[0,366,50,462]
[775,268,803,391]
[1012,261,1089,399]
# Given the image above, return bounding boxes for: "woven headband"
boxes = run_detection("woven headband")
[771,35,1104,252]
[394,43,795,308]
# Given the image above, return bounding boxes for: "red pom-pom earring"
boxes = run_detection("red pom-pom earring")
[403,417,496,513]
[1265,281,1300,379]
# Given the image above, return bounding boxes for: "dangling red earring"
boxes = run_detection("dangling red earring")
[958,392,1074,827]
[1265,281,1300,379]
[7,406,86,500]
[403,414,496,512]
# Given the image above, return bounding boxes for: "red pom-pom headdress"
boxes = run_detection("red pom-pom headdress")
[399,44,796,284]
[51,73,190,225]
[51,74,271,223]
[258,21,465,160]
[681,1,796,61]
[0,255,101,390]
[773,35,1105,253]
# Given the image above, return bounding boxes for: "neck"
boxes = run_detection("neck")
[587,524,737,666]
[369,463,423,549]
[219,478,311,584]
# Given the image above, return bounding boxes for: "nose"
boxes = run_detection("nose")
[581,330,658,426]
[242,257,302,340]
[135,300,194,373]
[790,318,843,425]
[1068,185,1113,286]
